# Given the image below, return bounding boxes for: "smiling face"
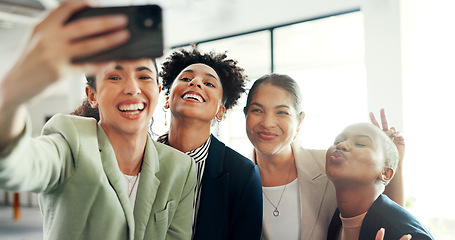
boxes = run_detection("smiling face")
[167,63,225,122]
[326,123,390,187]
[86,58,160,136]
[245,83,303,156]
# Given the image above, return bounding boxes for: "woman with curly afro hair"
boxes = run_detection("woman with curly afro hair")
[158,46,262,240]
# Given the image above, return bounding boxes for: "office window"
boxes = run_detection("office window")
[197,32,272,156]
[274,12,367,149]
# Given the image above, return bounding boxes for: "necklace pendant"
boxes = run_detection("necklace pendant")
[273,208,280,217]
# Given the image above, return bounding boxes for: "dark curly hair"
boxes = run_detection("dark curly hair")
[159,46,247,110]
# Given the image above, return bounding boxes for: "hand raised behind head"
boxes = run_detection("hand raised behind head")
[369,108,405,163]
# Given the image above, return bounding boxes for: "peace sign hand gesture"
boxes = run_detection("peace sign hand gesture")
[369,108,405,163]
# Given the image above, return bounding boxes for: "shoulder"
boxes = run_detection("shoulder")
[363,195,434,239]
[153,140,193,164]
[41,114,98,156]
[42,113,97,137]
[292,143,327,175]
[210,136,256,172]
[152,140,194,172]
[292,143,326,163]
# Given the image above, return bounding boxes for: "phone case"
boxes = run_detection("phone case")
[66,5,163,63]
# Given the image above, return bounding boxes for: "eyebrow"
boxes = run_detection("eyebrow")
[250,103,290,109]
[250,102,263,108]
[275,105,290,109]
[136,66,153,72]
[113,66,153,73]
[182,69,219,81]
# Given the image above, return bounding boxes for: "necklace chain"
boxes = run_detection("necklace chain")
[262,184,288,217]
[258,156,295,217]
[125,174,140,198]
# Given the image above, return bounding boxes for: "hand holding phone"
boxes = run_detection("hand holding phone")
[66,5,163,63]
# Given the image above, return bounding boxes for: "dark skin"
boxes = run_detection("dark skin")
[369,108,405,206]
[327,122,409,240]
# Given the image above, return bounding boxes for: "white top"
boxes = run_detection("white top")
[262,178,301,240]
[123,172,141,210]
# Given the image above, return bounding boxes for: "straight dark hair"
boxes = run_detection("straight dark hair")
[244,73,303,117]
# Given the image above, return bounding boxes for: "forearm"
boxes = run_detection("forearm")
[0,89,27,152]
[384,162,404,206]
[0,47,53,151]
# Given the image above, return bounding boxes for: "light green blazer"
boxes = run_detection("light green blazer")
[0,114,196,240]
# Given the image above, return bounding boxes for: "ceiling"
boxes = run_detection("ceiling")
[0,0,361,47]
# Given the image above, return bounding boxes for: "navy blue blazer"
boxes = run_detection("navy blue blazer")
[327,194,433,240]
[193,135,263,240]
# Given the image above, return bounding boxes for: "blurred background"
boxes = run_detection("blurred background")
[0,0,454,239]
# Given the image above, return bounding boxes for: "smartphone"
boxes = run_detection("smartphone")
[65,5,163,63]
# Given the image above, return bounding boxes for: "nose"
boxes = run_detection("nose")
[336,141,350,152]
[124,78,141,96]
[188,77,203,89]
[260,113,276,128]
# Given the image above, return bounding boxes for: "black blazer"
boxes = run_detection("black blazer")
[327,194,433,240]
[193,135,263,240]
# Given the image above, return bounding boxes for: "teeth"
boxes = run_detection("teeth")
[119,103,145,111]
[183,93,203,102]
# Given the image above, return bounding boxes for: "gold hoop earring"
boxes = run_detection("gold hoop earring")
[162,107,168,126]
[216,118,221,136]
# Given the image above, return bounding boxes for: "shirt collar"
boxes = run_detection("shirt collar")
[157,133,211,163]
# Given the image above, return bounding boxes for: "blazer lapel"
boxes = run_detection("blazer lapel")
[133,138,160,240]
[326,208,341,240]
[97,125,135,239]
[194,135,229,238]
[293,143,330,240]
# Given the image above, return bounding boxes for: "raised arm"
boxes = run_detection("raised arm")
[0,0,129,151]
[370,108,405,206]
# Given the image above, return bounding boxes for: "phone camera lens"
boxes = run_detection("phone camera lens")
[143,18,154,28]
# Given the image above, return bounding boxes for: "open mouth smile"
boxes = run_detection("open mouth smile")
[118,102,145,114]
[182,93,205,102]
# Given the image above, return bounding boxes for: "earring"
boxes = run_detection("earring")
[216,118,222,136]
[162,106,168,126]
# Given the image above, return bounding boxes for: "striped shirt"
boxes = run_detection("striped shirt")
[157,133,210,229]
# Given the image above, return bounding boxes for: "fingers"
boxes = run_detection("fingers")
[376,228,412,240]
[375,228,385,240]
[38,0,96,30]
[400,234,412,240]
[70,28,130,60]
[384,127,405,145]
[380,108,389,131]
[386,127,397,140]
[64,14,128,41]
[76,61,115,76]
[370,112,380,128]
[370,108,390,131]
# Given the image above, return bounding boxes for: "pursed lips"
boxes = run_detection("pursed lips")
[330,150,346,163]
